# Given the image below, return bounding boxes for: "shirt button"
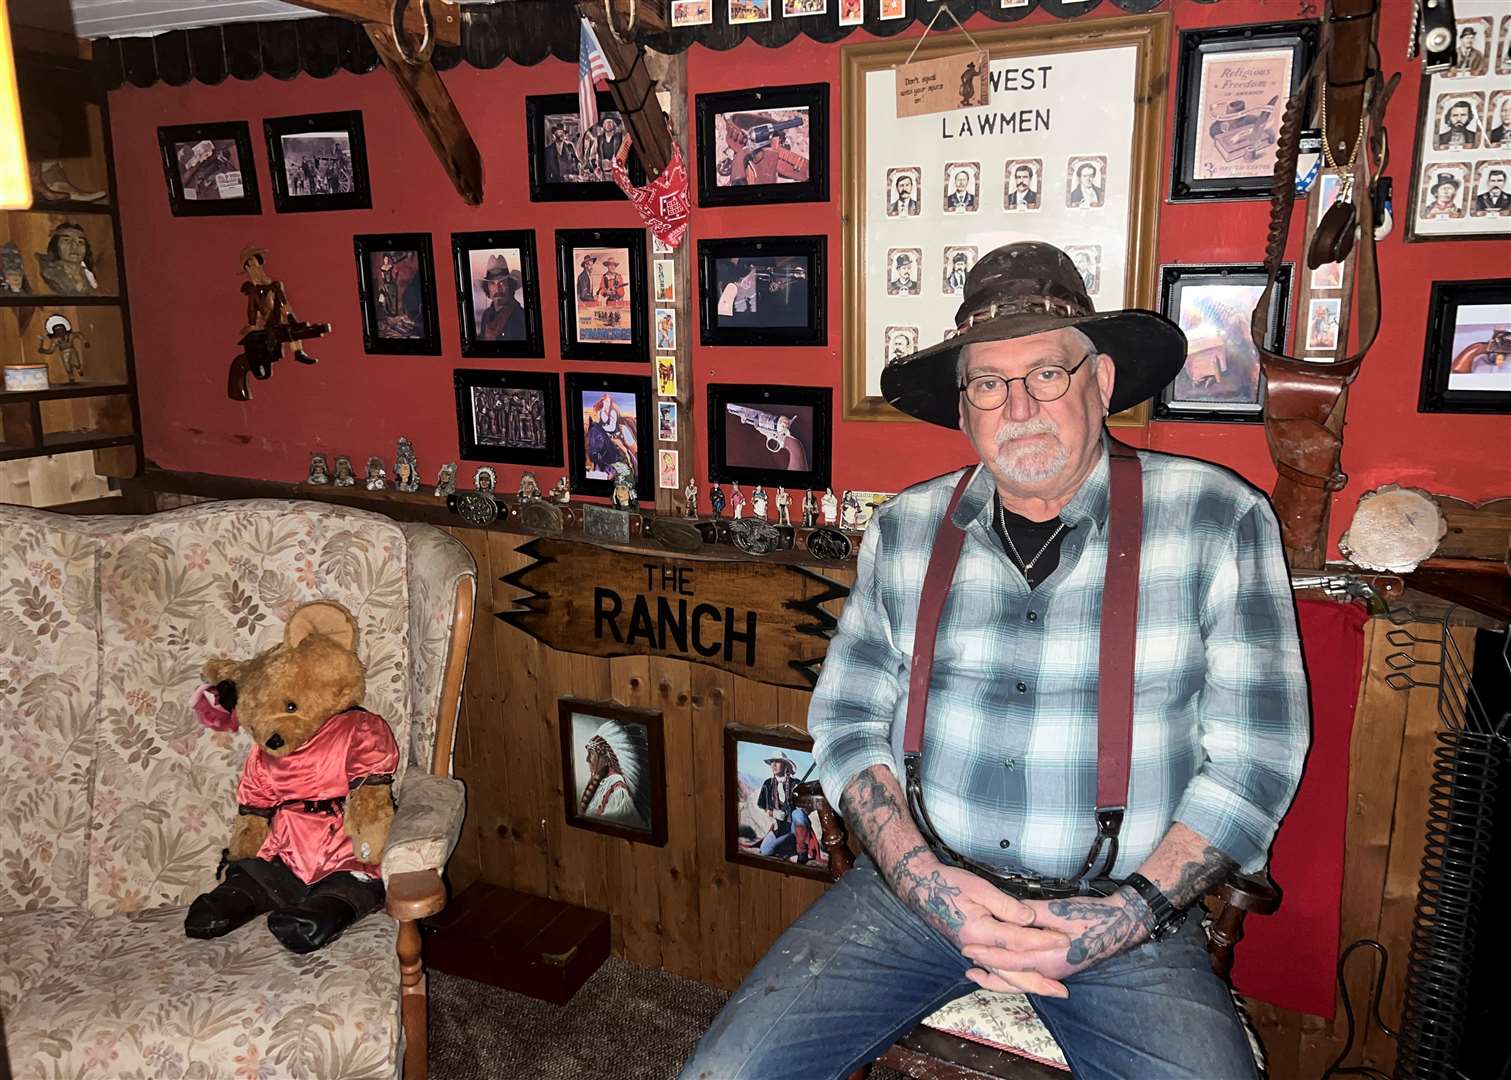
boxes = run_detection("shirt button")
[1026,611,1038,622]
[1016,681,1028,693]
[999,839,1011,849]
[1004,758,1016,770]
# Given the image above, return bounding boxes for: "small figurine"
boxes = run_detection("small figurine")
[474,466,497,496]
[684,476,699,519]
[332,455,356,487]
[37,221,96,296]
[730,482,746,519]
[393,438,420,493]
[821,487,839,525]
[752,485,769,520]
[364,456,387,491]
[801,488,818,529]
[611,463,636,509]
[37,314,88,382]
[228,244,330,401]
[841,489,862,529]
[549,476,572,504]
[433,463,457,498]
[519,471,541,502]
[710,484,726,519]
[775,486,791,527]
[307,453,330,485]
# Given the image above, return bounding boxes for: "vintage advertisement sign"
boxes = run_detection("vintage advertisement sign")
[895,49,991,119]
[1192,47,1293,182]
[496,538,849,689]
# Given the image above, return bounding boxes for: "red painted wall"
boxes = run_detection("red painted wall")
[109,0,1509,555]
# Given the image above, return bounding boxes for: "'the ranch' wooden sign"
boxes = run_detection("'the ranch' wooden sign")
[496,538,850,689]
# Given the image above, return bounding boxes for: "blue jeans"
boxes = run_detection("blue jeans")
[679,857,1258,1080]
[757,809,811,858]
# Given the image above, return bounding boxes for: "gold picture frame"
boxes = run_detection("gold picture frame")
[840,13,1172,427]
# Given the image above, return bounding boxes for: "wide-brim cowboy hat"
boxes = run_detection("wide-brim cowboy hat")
[237,244,267,272]
[763,753,797,770]
[880,241,1187,428]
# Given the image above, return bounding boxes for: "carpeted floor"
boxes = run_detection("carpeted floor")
[430,955,908,1080]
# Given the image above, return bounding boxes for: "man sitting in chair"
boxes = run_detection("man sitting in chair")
[680,242,1309,1080]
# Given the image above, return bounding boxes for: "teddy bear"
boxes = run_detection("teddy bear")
[184,600,400,954]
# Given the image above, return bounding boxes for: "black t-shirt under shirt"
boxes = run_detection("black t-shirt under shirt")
[991,496,1071,590]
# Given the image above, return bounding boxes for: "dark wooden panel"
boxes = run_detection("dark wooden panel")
[119,37,159,89]
[223,22,265,82]
[462,5,507,69]
[152,30,192,87]
[93,37,124,91]
[258,20,302,81]
[186,26,228,86]
[337,17,380,74]
[298,17,344,79]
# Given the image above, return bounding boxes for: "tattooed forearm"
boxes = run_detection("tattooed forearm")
[838,765,903,854]
[1165,844,1237,908]
[894,844,966,935]
[1047,887,1150,965]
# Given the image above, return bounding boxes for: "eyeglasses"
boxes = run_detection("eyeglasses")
[959,351,1094,410]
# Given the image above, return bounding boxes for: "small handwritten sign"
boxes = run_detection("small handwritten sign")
[896,48,991,119]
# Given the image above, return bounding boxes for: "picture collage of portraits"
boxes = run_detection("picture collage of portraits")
[670,0,879,27]
[1409,0,1511,240]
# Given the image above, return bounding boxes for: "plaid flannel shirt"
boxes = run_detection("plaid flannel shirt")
[809,442,1310,878]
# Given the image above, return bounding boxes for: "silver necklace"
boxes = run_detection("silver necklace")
[998,502,1068,574]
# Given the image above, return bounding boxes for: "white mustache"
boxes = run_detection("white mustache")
[994,418,1059,448]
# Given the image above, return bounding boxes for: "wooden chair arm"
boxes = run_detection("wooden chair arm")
[1204,871,1281,980]
[795,780,855,878]
[386,868,447,923]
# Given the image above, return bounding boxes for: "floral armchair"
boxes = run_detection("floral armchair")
[0,499,475,1080]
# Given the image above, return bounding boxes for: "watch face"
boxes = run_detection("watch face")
[455,490,499,527]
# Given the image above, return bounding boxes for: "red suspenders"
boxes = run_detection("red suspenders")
[902,441,1143,889]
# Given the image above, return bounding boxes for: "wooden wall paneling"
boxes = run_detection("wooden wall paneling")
[650,653,702,979]
[690,659,741,988]
[610,652,665,971]
[544,642,591,910]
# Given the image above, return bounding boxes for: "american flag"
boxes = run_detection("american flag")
[579,18,612,131]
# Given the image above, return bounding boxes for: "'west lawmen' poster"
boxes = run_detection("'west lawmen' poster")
[844,18,1167,419]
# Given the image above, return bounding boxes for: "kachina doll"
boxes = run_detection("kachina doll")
[37,314,88,382]
[332,456,356,487]
[393,438,420,493]
[307,453,331,485]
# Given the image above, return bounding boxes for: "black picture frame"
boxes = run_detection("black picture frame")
[724,725,830,883]
[352,232,441,355]
[555,228,649,361]
[453,368,563,466]
[525,92,646,202]
[559,698,668,847]
[1418,278,1511,414]
[707,382,832,489]
[451,230,544,358]
[695,82,830,207]
[697,235,827,347]
[1153,263,1293,424]
[1169,22,1318,203]
[563,371,655,503]
[263,110,372,213]
[156,121,261,216]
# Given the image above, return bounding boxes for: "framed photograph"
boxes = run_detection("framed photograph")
[1407,0,1511,241]
[451,230,543,358]
[1304,296,1341,353]
[263,110,370,213]
[1169,21,1318,202]
[1418,278,1511,414]
[695,83,829,207]
[842,16,1172,425]
[559,698,668,847]
[353,233,441,355]
[1153,263,1292,424]
[697,235,826,347]
[156,121,260,216]
[453,368,563,466]
[556,229,649,361]
[564,371,654,502]
[724,726,830,882]
[526,93,645,202]
[707,382,832,489]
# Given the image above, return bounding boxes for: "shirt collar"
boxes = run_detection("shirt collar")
[951,435,1112,533]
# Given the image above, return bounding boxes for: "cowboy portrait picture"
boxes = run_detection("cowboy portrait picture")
[725,729,828,880]
[571,245,633,344]
[1446,18,1492,78]
[1501,15,1511,75]
[278,130,355,197]
[1470,160,1511,216]
[942,246,977,295]
[1003,159,1042,211]
[1066,155,1108,208]
[886,167,922,217]
[656,307,677,351]
[466,247,527,342]
[1433,92,1484,151]
[714,106,810,188]
[941,161,980,213]
[729,0,772,24]
[1305,296,1342,352]
[1420,163,1471,220]
[542,110,629,184]
[886,248,922,296]
[1065,244,1103,296]
[1192,47,1292,180]
[470,385,548,451]
[883,324,919,366]
[559,700,667,846]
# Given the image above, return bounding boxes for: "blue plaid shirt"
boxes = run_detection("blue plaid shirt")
[809,443,1309,878]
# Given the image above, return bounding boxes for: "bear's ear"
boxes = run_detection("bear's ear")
[203,658,243,685]
[286,601,359,652]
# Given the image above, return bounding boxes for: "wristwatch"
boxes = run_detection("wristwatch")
[1121,873,1187,941]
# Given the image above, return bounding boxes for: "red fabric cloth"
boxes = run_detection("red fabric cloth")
[611,140,691,248]
[1230,598,1367,1018]
[236,708,399,885]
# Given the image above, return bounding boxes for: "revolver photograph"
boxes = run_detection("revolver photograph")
[726,403,811,471]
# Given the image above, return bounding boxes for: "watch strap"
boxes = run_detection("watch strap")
[1122,872,1186,940]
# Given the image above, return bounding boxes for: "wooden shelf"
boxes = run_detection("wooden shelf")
[23,199,113,216]
[0,295,122,308]
[0,380,130,403]
[0,432,134,463]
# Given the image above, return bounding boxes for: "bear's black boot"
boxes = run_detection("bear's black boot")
[184,861,279,939]
[267,871,385,954]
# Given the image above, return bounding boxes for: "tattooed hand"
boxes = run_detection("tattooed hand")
[965,889,1150,984]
